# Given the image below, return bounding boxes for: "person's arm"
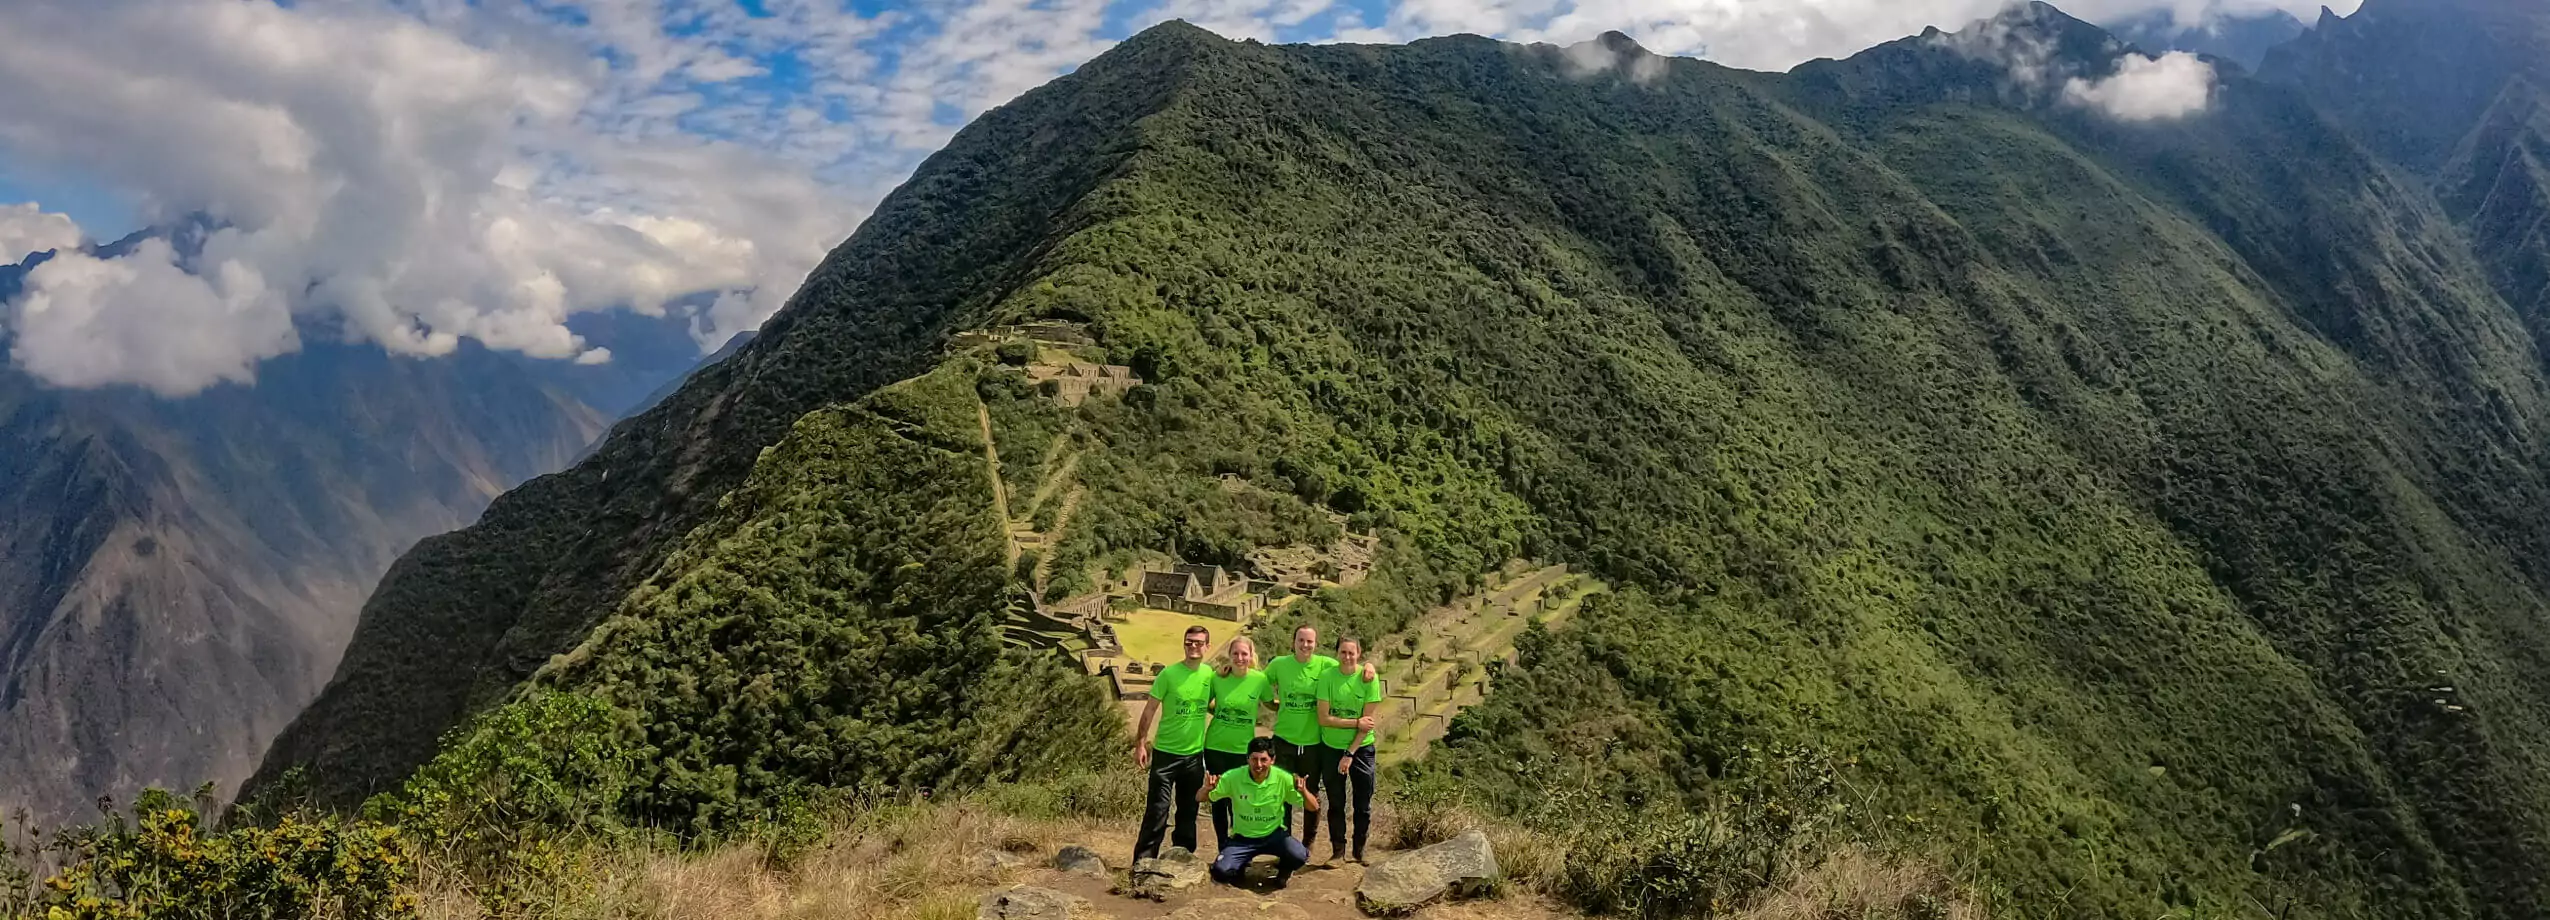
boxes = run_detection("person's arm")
[1200,772,1221,804]
[1318,699,1353,729]
[1356,680,1384,749]
[1356,672,1377,744]
[1133,697,1161,767]
[1296,776,1319,813]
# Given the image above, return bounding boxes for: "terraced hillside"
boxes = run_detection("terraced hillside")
[256,5,2550,917]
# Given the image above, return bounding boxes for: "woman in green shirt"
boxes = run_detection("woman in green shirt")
[1204,636,1272,846]
[1315,637,1385,864]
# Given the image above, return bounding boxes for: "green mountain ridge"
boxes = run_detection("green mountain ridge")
[254,5,2550,917]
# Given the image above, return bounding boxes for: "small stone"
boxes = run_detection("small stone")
[1357,830,1499,915]
[979,885,1100,920]
[971,849,1027,872]
[1054,844,1109,876]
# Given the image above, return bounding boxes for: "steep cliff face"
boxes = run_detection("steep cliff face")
[263,7,2550,917]
[0,240,699,825]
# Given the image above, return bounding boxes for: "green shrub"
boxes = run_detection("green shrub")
[16,789,413,920]
[970,770,1144,822]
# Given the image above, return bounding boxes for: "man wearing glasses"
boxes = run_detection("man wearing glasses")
[1131,624,1216,865]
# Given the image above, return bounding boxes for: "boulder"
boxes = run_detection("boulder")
[979,885,1101,920]
[1356,830,1499,915]
[1124,846,1209,901]
[1053,844,1108,876]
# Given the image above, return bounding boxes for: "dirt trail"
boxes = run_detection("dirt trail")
[1031,487,1085,591]
[1002,817,1561,920]
[977,401,1015,567]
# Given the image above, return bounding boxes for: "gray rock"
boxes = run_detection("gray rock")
[1126,846,1209,901]
[1053,844,1108,876]
[970,848,1027,872]
[1356,829,1499,915]
[979,885,1099,920]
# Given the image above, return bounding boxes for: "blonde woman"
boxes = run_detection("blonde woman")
[1203,636,1273,847]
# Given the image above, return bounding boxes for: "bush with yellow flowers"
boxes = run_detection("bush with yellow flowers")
[15,788,412,920]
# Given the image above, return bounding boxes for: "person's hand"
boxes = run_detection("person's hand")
[1134,741,1151,769]
[1199,775,1217,803]
[1338,754,1352,775]
[1361,663,1377,681]
[1357,715,1376,732]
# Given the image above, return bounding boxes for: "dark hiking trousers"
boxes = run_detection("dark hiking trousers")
[1210,830,1308,885]
[1324,744,1376,859]
[1276,740,1325,841]
[1133,750,1205,863]
[1203,749,1248,847]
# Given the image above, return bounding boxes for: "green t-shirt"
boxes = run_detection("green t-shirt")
[1266,654,1338,746]
[1210,766,1305,839]
[1148,661,1215,756]
[1205,669,1273,754]
[1319,668,1385,750]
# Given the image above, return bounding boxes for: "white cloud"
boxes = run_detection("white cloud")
[0,0,852,392]
[0,203,81,266]
[9,237,297,396]
[2064,50,2217,120]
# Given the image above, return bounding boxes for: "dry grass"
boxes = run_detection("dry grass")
[412,802,1124,920]
[1744,848,1980,920]
[408,785,1974,920]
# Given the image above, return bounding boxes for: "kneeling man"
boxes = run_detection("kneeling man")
[1201,736,1319,888]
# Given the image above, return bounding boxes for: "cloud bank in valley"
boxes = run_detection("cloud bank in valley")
[2066,51,2218,120]
[0,0,2354,397]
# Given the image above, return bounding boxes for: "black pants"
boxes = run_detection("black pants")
[1323,744,1376,859]
[1134,750,1205,863]
[1276,740,1326,841]
[1203,749,1248,847]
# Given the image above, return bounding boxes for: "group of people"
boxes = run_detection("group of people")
[1129,623,1385,889]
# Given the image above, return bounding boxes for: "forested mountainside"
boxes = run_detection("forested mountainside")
[0,237,699,826]
[256,3,2550,917]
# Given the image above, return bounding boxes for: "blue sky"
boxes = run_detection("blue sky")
[0,0,2354,396]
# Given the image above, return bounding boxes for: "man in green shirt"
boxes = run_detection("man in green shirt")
[1132,625,1215,864]
[1203,636,1272,847]
[1202,736,1318,888]
[1263,625,1337,841]
[1316,637,1385,864]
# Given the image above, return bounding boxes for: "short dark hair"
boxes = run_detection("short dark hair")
[1184,625,1211,640]
[1293,624,1317,638]
[1336,636,1362,653]
[1248,736,1278,757]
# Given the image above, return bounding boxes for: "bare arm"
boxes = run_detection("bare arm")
[1133,698,1161,767]
[1319,699,1363,729]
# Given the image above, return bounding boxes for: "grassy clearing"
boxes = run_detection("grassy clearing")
[1114,609,1246,668]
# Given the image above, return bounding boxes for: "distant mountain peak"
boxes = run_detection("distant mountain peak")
[2103,6,2306,71]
